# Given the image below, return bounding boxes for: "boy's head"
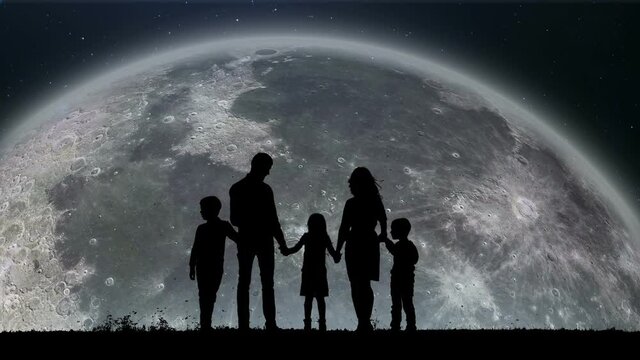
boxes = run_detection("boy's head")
[200,196,222,221]
[390,218,411,240]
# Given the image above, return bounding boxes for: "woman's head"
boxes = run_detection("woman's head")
[307,213,327,235]
[348,167,381,199]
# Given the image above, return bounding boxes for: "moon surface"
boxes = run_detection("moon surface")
[1,36,639,331]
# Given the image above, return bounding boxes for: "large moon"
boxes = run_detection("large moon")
[1,36,639,331]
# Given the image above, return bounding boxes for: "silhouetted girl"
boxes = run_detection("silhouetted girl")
[336,167,387,332]
[284,213,340,331]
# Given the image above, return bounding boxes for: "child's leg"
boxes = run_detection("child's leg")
[390,277,402,330]
[304,296,313,319]
[317,296,327,331]
[304,296,313,330]
[402,281,416,330]
[317,296,326,321]
[198,269,223,330]
[198,291,214,330]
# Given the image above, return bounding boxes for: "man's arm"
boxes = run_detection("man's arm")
[383,238,395,255]
[267,186,287,250]
[286,235,305,256]
[229,184,240,228]
[274,227,286,251]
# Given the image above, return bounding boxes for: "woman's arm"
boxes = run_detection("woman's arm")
[377,198,387,240]
[336,200,352,254]
[326,235,340,263]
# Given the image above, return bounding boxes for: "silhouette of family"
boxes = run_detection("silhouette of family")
[189,153,419,332]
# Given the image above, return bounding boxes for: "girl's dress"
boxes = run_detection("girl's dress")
[290,232,335,297]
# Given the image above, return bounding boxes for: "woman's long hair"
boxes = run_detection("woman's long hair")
[348,167,382,201]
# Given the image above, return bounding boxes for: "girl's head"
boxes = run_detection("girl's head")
[348,167,381,199]
[307,213,327,235]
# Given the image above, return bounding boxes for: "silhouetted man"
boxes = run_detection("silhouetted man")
[230,152,287,331]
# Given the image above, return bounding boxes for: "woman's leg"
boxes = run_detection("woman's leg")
[362,280,374,330]
[351,278,373,331]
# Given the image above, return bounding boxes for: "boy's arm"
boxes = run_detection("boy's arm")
[225,222,241,244]
[189,226,202,280]
[411,242,419,265]
[384,238,395,255]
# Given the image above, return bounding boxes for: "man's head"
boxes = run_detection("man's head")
[200,196,222,221]
[390,218,411,240]
[249,152,273,180]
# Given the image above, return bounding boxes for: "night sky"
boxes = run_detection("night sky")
[1,1,639,211]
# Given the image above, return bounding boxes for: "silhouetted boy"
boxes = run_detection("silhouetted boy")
[189,196,239,331]
[382,218,419,331]
[283,213,340,331]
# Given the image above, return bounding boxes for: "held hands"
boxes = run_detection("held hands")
[378,233,389,243]
[279,245,291,256]
[333,252,342,264]
[189,267,195,281]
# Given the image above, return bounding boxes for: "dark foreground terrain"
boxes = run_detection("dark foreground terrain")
[2,328,637,356]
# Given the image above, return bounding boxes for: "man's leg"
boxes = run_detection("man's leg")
[257,246,276,330]
[237,247,255,330]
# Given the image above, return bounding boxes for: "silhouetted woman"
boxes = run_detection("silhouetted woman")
[336,167,387,331]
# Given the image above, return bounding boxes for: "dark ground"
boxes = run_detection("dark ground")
[1,328,637,356]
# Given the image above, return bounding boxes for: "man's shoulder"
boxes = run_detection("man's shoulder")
[229,177,247,191]
[230,177,271,191]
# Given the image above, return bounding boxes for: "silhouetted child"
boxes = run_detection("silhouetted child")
[283,213,340,331]
[382,218,419,331]
[189,196,239,331]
